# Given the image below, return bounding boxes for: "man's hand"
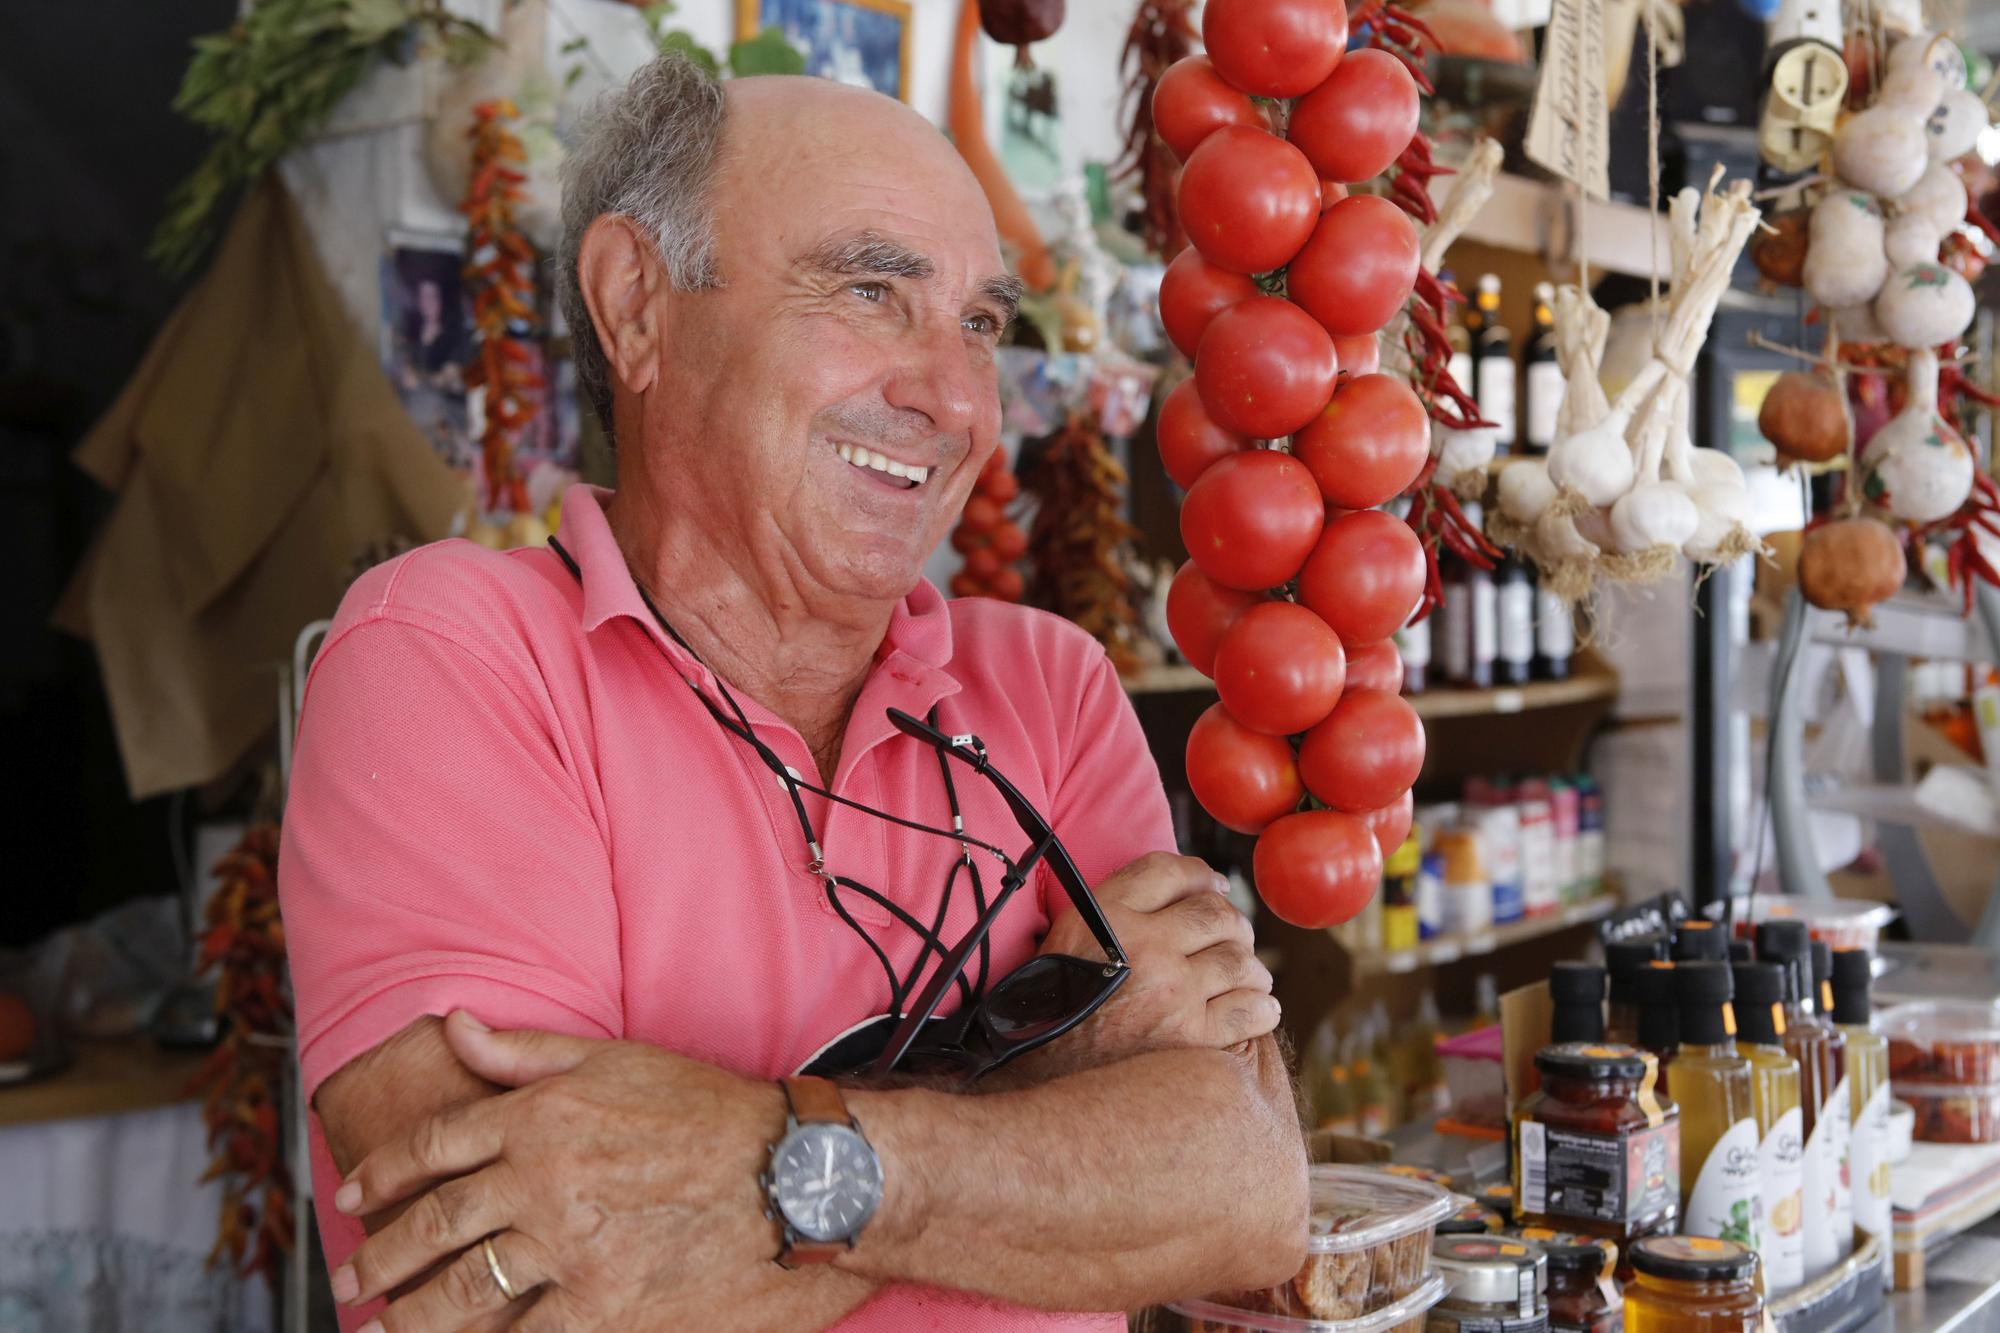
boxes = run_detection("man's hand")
[331,1012,788,1331]
[1017,851,1277,1082]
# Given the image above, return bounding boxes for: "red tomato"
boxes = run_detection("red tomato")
[1293,373,1431,509]
[1178,126,1320,275]
[1297,688,1426,812]
[961,495,1003,533]
[1332,334,1380,376]
[1253,809,1382,928]
[1158,249,1261,360]
[1157,378,1249,490]
[949,571,982,598]
[1166,560,1265,675]
[1296,508,1427,646]
[1151,55,1263,161]
[1179,450,1327,591]
[987,567,1025,602]
[1203,0,1349,99]
[1287,195,1421,338]
[1287,50,1421,184]
[988,521,1028,562]
[980,469,1020,503]
[1344,638,1403,694]
[950,525,984,554]
[1194,297,1340,439]
[1359,788,1415,856]
[1213,601,1347,736]
[1185,702,1306,834]
[965,547,1002,580]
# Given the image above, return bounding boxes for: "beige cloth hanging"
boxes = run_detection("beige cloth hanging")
[54,176,469,798]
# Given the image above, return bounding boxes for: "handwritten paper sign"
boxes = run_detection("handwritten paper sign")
[1524,0,1610,200]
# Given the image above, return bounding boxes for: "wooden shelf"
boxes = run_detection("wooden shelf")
[1427,170,1672,280]
[1341,892,1624,979]
[1121,665,1619,721]
[0,1038,206,1130]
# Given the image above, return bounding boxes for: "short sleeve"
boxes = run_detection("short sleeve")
[1044,652,1177,913]
[279,613,621,1103]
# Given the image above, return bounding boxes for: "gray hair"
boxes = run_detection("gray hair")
[556,51,728,446]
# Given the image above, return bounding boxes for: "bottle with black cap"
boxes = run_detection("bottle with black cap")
[1551,961,1607,1043]
[1624,1235,1764,1330]
[1635,961,1679,1062]
[1727,937,1754,964]
[1672,919,1728,962]
[1606,934,1668,1046]
[1672,961,1762,1257]
[1832,948,1891,1245]
[1733,961,1805,1295]
[1755,920,1850,1277]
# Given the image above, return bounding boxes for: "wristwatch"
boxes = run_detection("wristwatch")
[761,1076,884,1267]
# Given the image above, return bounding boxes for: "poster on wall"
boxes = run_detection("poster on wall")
[738,0,911,102]
[379,234,475,470]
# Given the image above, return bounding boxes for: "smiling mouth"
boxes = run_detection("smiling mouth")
[836,441,930,490]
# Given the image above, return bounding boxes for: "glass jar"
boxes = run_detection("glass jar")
[1542,1240,1623,1333]
[1513,1044,1680,1246]
[1426,1235,1549,1332]
[1622,1236,1762,1332]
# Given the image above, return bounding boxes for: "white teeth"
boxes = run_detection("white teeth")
[835,442,928,486]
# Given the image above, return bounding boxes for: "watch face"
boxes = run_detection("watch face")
[773,1124,882,1243]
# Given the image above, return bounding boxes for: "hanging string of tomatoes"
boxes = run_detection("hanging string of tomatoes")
[950,450,1030,602]
[186,821,293,1282]
[461,99,540,517]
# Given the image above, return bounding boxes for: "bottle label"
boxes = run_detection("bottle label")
[1472,578,1499,665]
[1536,586,1575,663]
[1827,1073,1853,1238]
[1451,1318,1548,1333]
[1685,1116,1763,1252]
[1519,1118,1679,1227]
[1852,1077,1892,1238]
[1396,614,1432,670]
[1450,351,1474,399]
[1759,1105,1807,1293]
[1802,1075,1854,1273]
[1477,357,1517,442]
[1526,359,1564,449]
[1499,580,1535,667]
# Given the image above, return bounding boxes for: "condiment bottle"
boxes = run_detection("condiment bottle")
[1383,833,1422,952]
[1634,962,1679,1063]
[1517,778,1559,916]
[1574,777,1605,895]
[1671,920,1727,963]
[1349,1028,1392,1136]
[1623,1236,1764,1332]
[1732,962,1805,1296]
[1756,920,1850,1278]
[1831,947,1891,1248]
[1439,829,1494,938]
[1406,992,1449,1118]
[1429,1234,1548,1332]
[1605,935,1669,1047]
[1551,961,1608,1044]
[1514,1043,1679,1246]
[1548,778,1581,904]
[1669,962,1762,1257]
[1542,1238,1624,1333]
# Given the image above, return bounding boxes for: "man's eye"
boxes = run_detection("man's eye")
[963,314,998,336]
[850,281,887,302]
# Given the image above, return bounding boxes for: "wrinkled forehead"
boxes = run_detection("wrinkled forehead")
[712,77,1003,282]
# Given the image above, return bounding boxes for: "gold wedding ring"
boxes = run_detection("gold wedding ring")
[482,1235,518,1302]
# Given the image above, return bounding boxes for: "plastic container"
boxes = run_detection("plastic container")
[1175,1271,1448,1333]
[1726,897,1896,954]
[1897,1080,2000,1143]
[1225,1166,1459,1322]
[1881,1000,2000,1085]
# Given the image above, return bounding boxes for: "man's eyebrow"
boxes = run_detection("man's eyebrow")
[977,273,1026,323]
[802,230,934,281]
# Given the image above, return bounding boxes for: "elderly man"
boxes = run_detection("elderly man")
[279,54,1308,1333]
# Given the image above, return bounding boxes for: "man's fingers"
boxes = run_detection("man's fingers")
[356,1231,546,1333]
[444,1010,596,1088]
[1162,887,1254,956]
[507,1285,582,1333]
[1099,851,1227,914]
[338,1096,507,1215]
[1203,990,1283,1049]
[1189,941,1272,1002]
[340,1166,520,1304]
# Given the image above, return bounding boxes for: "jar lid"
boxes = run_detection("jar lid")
[1534,1041,1646,1080]
[1170,1271,1448,1333]
[1510,1229,1617,1278]
[1304,1165,1456,1255]
[1629,1234,1757,1282]
[1432,1235,1548,1305]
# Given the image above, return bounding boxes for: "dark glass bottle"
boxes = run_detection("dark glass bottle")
[1440,501,1496,689]
[1606,933,1670,1047]
[1496,551,1536,687]
[1635,962,1679,1064]
[1524,282,1563,457]
[1473,274,1516,449]
[1535,579,1575,682]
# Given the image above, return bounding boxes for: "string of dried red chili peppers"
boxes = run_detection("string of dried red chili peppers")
[461,99,541,517]
[1114,0,1198,260]
[1022,412,1147,672]
[187,822,293,1282]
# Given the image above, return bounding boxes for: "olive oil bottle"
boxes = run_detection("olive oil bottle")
[1735,962,1806,1295]
[1758,921,1850,1278]
[1831,948,1891,1247]
[1669,962,1763,1255]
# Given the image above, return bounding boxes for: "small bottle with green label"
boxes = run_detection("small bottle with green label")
[1669,961,1762,1257]
[1733,961,1805,1295]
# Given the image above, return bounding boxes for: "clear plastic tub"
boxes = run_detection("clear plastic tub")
[1173,1271,1448,1333]
[1203,1165,1457,1322]
[1895,1080,2000,1144]
[1882,1001,2000,1085]
[1726,896,1896,953]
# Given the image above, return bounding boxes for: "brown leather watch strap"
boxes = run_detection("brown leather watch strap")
[782,1075,853,1128]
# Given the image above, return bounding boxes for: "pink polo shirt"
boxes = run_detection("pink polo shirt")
[279,484,1173,1330]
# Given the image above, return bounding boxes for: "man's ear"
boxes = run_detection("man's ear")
[578,214,664,398]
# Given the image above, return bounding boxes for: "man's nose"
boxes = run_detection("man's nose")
[882,324,985,441]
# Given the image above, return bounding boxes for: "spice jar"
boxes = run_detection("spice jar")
[1622,1236,1762,1332]
[1541,1240,1623,1333]
[1513,1044,1679,1246]
[1426,1235,1549,1331]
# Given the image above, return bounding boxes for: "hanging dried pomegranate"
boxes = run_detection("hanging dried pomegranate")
[981,0,1065,64]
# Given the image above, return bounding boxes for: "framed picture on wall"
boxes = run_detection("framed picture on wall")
[736,0,912,102]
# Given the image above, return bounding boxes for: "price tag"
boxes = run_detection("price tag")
[1494,689,1525,714]
[1465,934,1497,956]
[1524,0,1610,200]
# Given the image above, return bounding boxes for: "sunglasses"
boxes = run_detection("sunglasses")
[796,709,1130,1082]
